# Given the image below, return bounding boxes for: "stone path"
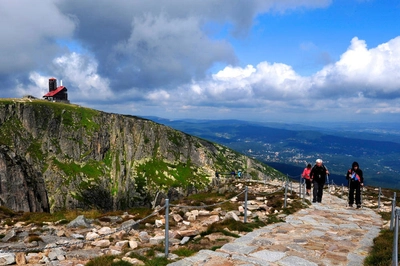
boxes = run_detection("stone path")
[168,191,383,266]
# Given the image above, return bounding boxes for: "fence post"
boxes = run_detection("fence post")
[299,180,302,198]
[299,175,302,195]
[378,187,381,210]
[244,186,248,224]
[391,192,397,231]
[165,199,169,258]
[284,180,288,208]
[290,181,293,195]
[392,208,399,266]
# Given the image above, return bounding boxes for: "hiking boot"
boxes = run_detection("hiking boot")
[306,192,310,196]
[357,205,361,209]
[349,204,353,207]
[312,199,316,203]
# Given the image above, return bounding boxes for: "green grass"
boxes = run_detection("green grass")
[173,247,197,257]
[85,255,116,266]
[364,229,396,266]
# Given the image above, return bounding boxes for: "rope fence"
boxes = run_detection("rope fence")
[1,175,398,262]
[0,206,165,254]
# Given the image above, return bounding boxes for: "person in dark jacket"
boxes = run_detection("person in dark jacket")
[346,161,364,208]
[310,159,329,203]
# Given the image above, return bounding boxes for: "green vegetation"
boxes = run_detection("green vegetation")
[173,247,197,257]
[0,99,282,213]
[52,158,103,181]
[135,159,209,192]
[126,247,170,266]
[364,229,395,266]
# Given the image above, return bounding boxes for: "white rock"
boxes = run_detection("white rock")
[0,253,15,265]
[71,234,85,239]
[149,236,165,245]
[92,239,111,247]
[201,215,220,226]
[122,257,144,265]
[86,232,100,240]
[173,214,183,222]
[187,214,197,221]
[129,240,138,249]
[180,236,190,245]
[115,240,129,248]
[107,249,122,255]
[99,227,114,235]
[198,210,210,216]
[139,231,150,243]
[224,211,240,221]
[155,219,164,227]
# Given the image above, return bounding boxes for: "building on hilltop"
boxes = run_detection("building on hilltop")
[43,78,70,103]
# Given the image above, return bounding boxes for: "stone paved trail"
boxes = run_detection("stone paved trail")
[168,191,383,266]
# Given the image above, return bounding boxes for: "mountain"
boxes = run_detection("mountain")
[148,118,400,189]
[0,99,282,213]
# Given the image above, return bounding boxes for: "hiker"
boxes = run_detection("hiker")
[301,163,312,196]
[230,170,236,179]
[346,161,364,208]
[310,159,329,203]
[237,170,242,179]
[215,170,220,184]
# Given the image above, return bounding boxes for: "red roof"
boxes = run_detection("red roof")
[43,86,66,97]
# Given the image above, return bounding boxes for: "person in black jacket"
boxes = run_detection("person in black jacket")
[310,159,329,203]
[346,161,364,208]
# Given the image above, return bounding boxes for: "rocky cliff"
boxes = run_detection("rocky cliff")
[0,99,282,212]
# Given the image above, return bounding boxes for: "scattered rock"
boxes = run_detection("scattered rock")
[67,215,91,228]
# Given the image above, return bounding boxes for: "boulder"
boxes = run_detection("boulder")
[91,239,111,248]
[67,215,91,228]
[98,227,114,235]
[224,211,240,222]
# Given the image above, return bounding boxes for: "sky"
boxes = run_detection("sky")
[1,0,400,124]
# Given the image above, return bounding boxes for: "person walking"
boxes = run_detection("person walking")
[310,159,329,203]
[346,161,364,208]
[301,163,312,196]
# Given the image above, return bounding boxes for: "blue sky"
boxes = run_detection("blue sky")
[1,0,400,124]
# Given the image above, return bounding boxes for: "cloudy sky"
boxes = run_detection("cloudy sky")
[1,0,400,123]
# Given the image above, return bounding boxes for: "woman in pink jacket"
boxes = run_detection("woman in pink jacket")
[301,163,312,196]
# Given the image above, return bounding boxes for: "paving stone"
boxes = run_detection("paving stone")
[249,250,286,262]
[220,243,257,254]
[231,254,271,265]
[279,255,318,266]
[167,184,383,266]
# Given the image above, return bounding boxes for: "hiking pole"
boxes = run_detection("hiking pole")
[360,185,363,208]
[378,187,381,210]
[347,179,351,207]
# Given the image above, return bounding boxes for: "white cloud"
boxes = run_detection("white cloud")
[163,36,400,118]
[15,73,49,98]
[22,53,114,101]
[146,90,170,101]
[52,53,114,101]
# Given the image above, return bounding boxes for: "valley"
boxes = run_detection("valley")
[150,118,400,189]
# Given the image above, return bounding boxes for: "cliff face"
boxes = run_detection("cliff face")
[0,99,280,212]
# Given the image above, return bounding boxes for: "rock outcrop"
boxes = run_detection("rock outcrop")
[0,99,280,212]
[0,145,49,212]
